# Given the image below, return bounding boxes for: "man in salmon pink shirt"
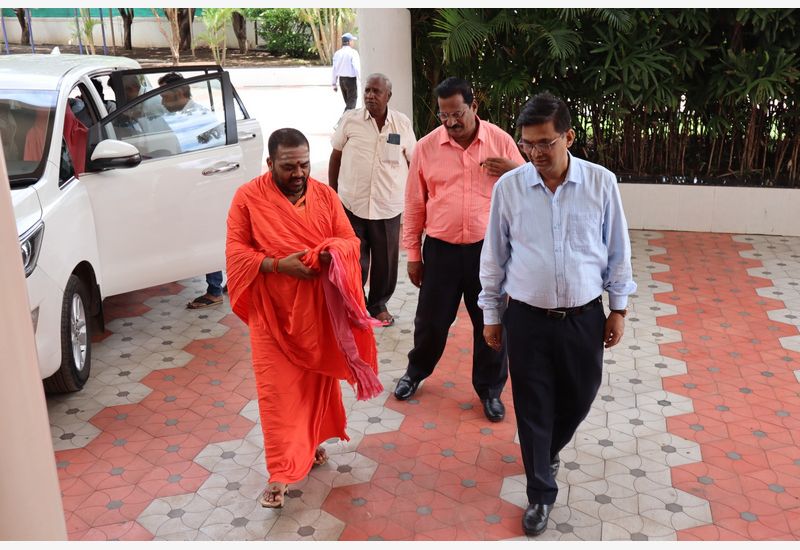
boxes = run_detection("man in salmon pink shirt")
[395,77,525,423]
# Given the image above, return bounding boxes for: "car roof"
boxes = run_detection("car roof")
[0,54,141,91]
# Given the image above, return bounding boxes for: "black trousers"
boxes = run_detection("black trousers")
[339,76,358,110]
[345,209,401,317]
[407,236,508,399]
[505,298,605,505]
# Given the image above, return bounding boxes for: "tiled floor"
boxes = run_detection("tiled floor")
[46,230,800,540]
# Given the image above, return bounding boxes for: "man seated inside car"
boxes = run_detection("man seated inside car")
[157,72,225,152]
[113,76,164,131]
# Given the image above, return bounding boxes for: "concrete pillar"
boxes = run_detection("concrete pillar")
[356,8,414,122]
[0,140,67,540]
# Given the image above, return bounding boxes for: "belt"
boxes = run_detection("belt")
[510,296,602,320]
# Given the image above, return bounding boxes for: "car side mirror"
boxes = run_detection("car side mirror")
[88,139,142,171]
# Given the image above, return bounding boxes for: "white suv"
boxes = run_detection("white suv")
[1,54,263,392]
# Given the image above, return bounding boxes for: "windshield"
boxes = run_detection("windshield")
[1,90,57,188]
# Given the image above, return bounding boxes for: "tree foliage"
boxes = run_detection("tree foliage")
[243,8,354,62]
[152,8,181,65]
[198,8,235,65]
[298,8,356,65]
[74,8,97,55]
[412,8,800,186]
[244,8,314,59]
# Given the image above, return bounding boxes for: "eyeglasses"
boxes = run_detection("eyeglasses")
[437,109,468,122]
[517,134,564,154]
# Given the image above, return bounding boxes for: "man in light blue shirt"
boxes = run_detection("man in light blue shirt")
[478,93,636,537]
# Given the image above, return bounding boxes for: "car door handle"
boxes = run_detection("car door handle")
[202,162,240,176]
[238,132,257,141]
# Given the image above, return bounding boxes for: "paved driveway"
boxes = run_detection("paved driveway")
[227,66,351,180]
[47,229,800,540]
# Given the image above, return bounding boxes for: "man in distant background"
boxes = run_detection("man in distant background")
[331,33,360,111]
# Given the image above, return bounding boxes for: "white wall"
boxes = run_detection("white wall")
[356,8,413,123]
[2,17,256,50]
[620,183,800,236]
[0,140,67,540]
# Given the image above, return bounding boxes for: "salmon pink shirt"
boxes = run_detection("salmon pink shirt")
[402,118,525,262]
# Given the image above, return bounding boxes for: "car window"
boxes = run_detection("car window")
[0,89,57,187]
[233,92,246,121]
[58,138,76,186]
[86,75,117,115]
[68,84,98,128]
[101,74,227,160]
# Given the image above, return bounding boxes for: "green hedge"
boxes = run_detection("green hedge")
[252,8,315,59]
[411,8,800,187]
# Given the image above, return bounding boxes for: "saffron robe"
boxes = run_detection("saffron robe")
[226,172,380,483]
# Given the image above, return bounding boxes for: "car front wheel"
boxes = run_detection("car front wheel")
[43,275,92,393]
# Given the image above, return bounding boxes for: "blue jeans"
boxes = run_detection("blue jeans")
[206,271,223,297]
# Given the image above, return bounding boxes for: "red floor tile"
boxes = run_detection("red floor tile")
[652,232,800,541]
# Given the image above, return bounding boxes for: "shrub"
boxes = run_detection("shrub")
[254,8,315,59]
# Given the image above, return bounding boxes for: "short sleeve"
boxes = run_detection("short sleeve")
[331,113,349,150]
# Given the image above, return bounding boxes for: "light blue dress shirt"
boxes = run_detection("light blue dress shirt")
[478,153,637,325]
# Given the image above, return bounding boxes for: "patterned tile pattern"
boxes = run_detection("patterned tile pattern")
[649,233,800,541]
[44,235,800,540]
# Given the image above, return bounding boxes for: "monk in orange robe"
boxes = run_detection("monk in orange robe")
[226,128,382,508]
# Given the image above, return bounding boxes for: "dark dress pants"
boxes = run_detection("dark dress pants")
[345,209,401,317]
[339,76,358,110]
[504,298,605,505]
[406,236,508,400]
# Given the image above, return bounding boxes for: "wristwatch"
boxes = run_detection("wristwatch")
[610,309,627,318]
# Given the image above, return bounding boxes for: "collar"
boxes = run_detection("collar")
[363,106,394,127]
[437,115,486,147]
[527,152,582,188]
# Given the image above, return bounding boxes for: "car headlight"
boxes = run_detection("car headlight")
[19,221,45,278]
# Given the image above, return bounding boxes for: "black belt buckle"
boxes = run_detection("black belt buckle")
[546,309,567,320]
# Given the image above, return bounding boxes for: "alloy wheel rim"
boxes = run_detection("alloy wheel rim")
[70,293,87,371]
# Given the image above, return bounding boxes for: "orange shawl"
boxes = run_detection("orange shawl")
[226,172,380,398]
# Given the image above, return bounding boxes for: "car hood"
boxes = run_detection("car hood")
[10,187,43,237]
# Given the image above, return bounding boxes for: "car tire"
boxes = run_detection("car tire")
[43,275,92,393]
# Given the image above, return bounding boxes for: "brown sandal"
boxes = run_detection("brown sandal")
[313,446,328,466]
[186,294,223,310]
[259,483,288,508]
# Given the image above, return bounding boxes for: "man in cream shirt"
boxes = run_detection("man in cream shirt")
[328,73,416,326]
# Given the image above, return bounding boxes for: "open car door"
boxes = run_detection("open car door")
[79,65,262,297]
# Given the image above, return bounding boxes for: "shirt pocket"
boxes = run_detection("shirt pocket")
[380,140,401,165]
[476,171,497,198]
[568,212,601,252]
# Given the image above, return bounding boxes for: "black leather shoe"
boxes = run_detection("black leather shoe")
[550,454,560,478]
[522,503,552,537]
[482,397,505,422]
[394,374,420,401]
